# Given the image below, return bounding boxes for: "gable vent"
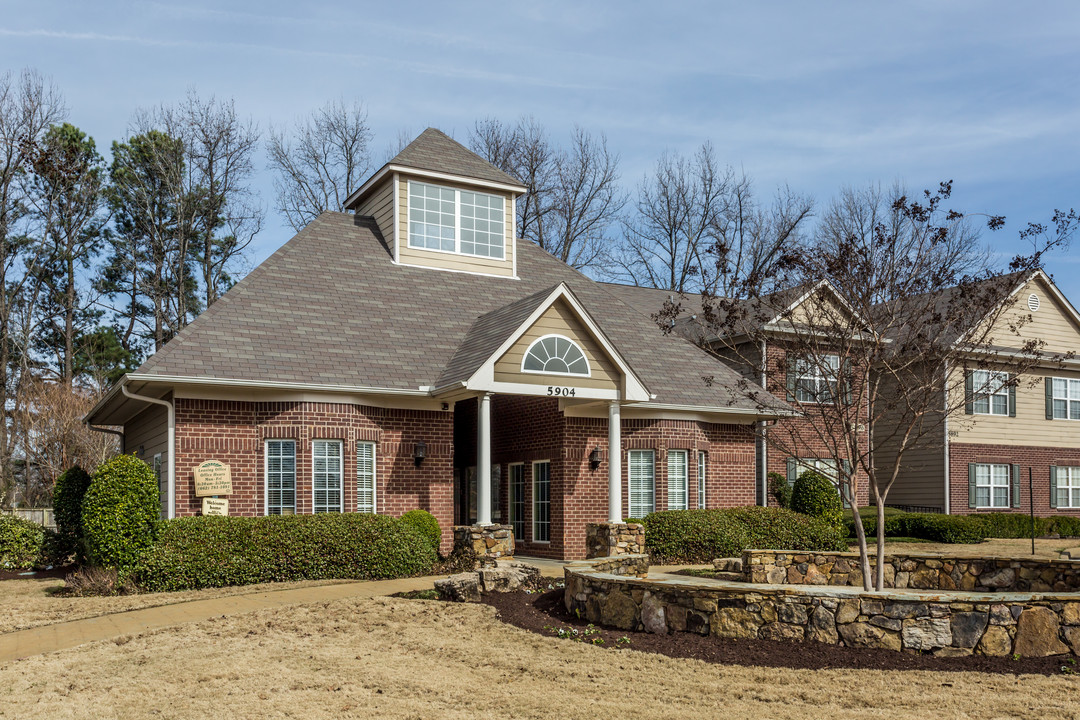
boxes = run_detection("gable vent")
[1028,293,1041,312]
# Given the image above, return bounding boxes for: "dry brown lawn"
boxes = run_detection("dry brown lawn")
[1,596,1078,719]
[874,538,1078,560]
[0,578,355,635]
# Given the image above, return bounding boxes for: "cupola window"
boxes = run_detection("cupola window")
[408,180,505,259]
[521,335,590,376]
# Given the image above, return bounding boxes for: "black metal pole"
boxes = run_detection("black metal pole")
[1030,466,1035,556]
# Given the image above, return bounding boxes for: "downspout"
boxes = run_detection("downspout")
[121,384,175,520]
[943,360,951,515]
[88,424,125,454]
[760,338,769,506]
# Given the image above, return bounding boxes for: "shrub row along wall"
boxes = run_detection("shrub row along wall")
[564,555,1080,657]
[743,550,1080,593]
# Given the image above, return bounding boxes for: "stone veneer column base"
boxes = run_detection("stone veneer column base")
[453,524,515,560]
[585,522,645,559]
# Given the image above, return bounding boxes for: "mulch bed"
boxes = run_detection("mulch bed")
[480,588,1074,676]
[0,566,72,581]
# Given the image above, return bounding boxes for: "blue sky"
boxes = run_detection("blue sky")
[3,1,1078,296]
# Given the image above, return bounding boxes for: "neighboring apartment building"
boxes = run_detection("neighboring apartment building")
[85,129,789,560]
[604,281,872,507]
[881,271,1080,517]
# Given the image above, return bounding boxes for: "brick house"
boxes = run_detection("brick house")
[877,271,1080,517]
[85,129,788,559]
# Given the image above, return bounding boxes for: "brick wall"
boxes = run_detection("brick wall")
[948,442,1080,516]
[174,399,456,553]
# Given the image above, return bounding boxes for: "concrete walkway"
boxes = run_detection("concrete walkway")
[0,558,570,664]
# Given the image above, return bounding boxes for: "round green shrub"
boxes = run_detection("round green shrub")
[0,515,45,570]
[790,470,844,531]
[399,509,442,553]
[82,454,160,570]
[52,465,93,562]
[135,513,436,592]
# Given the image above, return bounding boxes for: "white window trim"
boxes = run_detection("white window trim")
[972,370,1010,416]
[531,460,551,544]
[974,462,1011,509]
[697,451,706,509]
[312,439,344,514]
[628,449,656,518]
[667,450,689,511]
[1057,466,1080,509]
[794,354,839,404]
[356,441,377,514]
[1051,377,1080,420]
[509,462,525,539]
[406,179,506,260]
[264,439,297,516]
[520,333,592,378]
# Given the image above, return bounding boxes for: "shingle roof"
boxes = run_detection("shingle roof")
[133,212,785,412]
[386,128,524,189]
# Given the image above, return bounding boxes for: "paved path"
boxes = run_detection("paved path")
[0,559,569,664]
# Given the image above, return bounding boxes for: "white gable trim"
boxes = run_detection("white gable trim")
[344,163,526,210]
[462,283,651,402]
[767,278,871,330]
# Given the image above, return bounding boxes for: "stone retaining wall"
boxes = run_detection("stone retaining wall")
[585,522,645,559]
[743,550,1080,592]
[453,524,514,560]
[565,555,1080,657]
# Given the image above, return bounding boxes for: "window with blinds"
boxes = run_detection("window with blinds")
[628,450,655,518]
[266,440,296,515]
[509,463,525,540]
[532,461,550,542]
[667,450,688,510]
[313,440,343,513]
[356,441,376,513]
[698,451,707,509]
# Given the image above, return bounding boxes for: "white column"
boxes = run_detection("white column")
[476,392,492,526]
[607,400,622,523]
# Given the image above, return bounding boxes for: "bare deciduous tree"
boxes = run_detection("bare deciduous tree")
[267,99,372,231]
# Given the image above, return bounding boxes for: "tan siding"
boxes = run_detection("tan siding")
[952,365,1080,448]
[125,404,168,516]
[493,300,619,390]
[396,175,515,278]
[872,369,946,509]
[711,341,762,384]
[354,178,395,246]
[980,277,1080,356]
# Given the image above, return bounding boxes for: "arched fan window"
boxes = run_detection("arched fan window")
[521,335,591,377]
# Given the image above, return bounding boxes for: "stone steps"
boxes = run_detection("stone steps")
[713,571,744,582]
[713,557,743,574]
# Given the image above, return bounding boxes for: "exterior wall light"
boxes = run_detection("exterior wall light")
[589,446,602,471]
[413,441,427,467]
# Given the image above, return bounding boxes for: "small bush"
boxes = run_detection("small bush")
[790,470,844,532]
[52,465,93,563]
[82,455,160,571]
[135,512,436,592]
[847,511,987,544]
[767,471,792,509]
[0,515,45,570]
[55,566,139,597]
[643,507,846,563]
[399,509,442,554]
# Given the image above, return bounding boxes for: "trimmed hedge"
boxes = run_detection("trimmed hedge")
[848,510,1080,544]
[400,509,442,554]
[135,512,436,592]
[0,515,45,570]
[52,465,93,562]
[791,470,844,531]
[643,507,847,564]
[82,455,161,570]
[767,472,792,509]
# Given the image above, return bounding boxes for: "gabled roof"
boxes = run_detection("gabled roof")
[112,212,785,416]
[343,128,526,210]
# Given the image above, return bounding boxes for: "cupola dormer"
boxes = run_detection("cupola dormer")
[344,128,527,278]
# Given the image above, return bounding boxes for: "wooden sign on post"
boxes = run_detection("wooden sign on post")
[193,460,232,497]
[202,497,229,516]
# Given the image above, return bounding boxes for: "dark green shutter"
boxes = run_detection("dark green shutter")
[843,358,853,405]
[1046,377,1055,420]
[968,464,977,508]
[786,364,796,402]
[1050,466,1059,509]
[1011,464,1021,508]
[1008,376,1016,418]
[964,372,974,415]
[840,459,853,508]
[786,457,797,486]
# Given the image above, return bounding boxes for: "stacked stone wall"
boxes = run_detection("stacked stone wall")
[585,522,645,558]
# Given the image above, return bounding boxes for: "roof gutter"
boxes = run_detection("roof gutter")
[121,383,175,520]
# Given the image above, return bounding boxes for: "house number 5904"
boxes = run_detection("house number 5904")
[547,386,576,397]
